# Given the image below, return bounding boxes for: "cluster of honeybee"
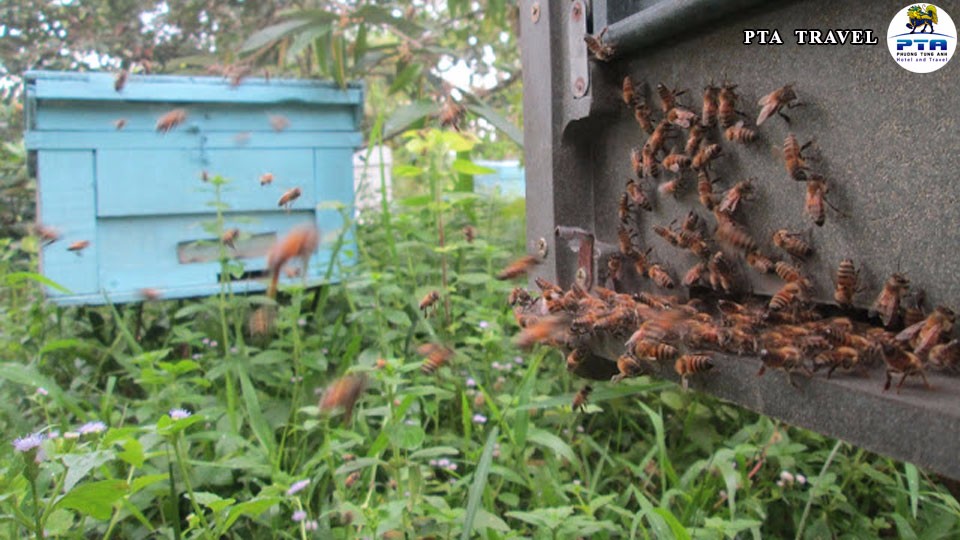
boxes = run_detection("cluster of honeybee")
[499,76,958,408]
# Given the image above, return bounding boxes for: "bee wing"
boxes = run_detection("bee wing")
[915,323,944,354]
[895,320,925,343]
[756,100,778,126]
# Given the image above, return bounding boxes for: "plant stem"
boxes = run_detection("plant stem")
[28,474,42,540]
[795,440,843,540]
[174,436,212,535]
[212,180,238,434]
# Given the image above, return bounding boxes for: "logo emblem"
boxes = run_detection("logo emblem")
[888,4,957,73]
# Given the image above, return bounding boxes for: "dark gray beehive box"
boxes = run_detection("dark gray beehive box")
[519,0,960,479]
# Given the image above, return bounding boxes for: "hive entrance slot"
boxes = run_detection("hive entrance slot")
[217,269,270,282]
[176,232,277,264]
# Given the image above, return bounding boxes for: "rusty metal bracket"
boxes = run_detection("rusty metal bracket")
[555,225,595,289]
[568,0,590,98]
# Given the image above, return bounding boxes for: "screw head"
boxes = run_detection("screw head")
[571,1,583,21]
[531,2,540,22]
[573,77,587,97]
[575,267,588,288]
[537,237,549,259]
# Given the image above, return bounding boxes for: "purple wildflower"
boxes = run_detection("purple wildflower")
[287,479,310,496]
[292,510,307,522]
[472,414,487,424]
[169,408,192,420]
[78,421,106,435]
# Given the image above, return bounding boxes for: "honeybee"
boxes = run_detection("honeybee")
[758,346,809,385]
[277,187,302,209]
[928,339,960,371]
[642,143,661,178]
[114,69,128,92]
[515,315,568,349]
[648,120,672,155]
[234,131,251,145]
[757,84,799,125]
[813,346,860,378]
[319,373,368,422]
[783,133,811,181]
[259,173,274,186]
[708,251,736,293]
[613,354,645,382]
[221,228,240,249]
[896,306,955,356]
[139,288,162,301]
[656,83,685,113]
[35,224,60,245]
[768,282,804,312]
[675,354,713,390]
[661,152,691,173]
[67,240,90,253]
[584,27,614,61]
[772,229,813,259]
[200,170,210,182]
[746,251,776,274]
[248,305,276,338]
[834,259,860,308]
[697,171,718,211]
[658,177,683,198]
[701,83,719,127]
[717,84,739,128]
[269,114,290,132]
[717,178,754,215]
[692,143,722,170]
[418,343,454,374]
[724,121,757,143]
[805,176,828,227]
[572,384,593,412]
[622,76,636,107]
[439,96,466,131]
[266,224,320,297]
[667,107,697,129]
[632,340,679,362]
[683,262,708,287]
[114,118,127,130]
[686,123,707,155]
[625,179,653,211]
[871,273,910,328]
[156,108,188,133]
[463,225,476,243]
[715,221,757,253]
[881,343,929,393]
[774,261,804,283]
[419,290,440,314]
[686,321,725,349]
[497,254,540,280]
[634,104,655,134]
[648,264,675,289]
[630,147,644,177]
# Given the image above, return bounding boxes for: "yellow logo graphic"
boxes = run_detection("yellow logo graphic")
[906,4,939,33]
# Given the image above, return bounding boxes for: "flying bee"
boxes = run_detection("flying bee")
[508,287,532,308]
[656,83,686,113]
[266,224,319,297]
[221,227,240,249]
[667,107,697,129]
[717,84,740,128]
[114,118,127,130]
[708,251,736,293]
[35,224,60,245]
[67,240,90,254]
[439,96,466,131]
[139,288,162,301]
[928,339,960,372]
[625,179,653,211]
[612,354,645,383]
[515,315,569,349]
[584,26,614,61]
[567,348,586,373]
[701,83,719,127]
[259,172,274,186]
[114,69,128,92]
[896,305,955,356]
[757,84,800,125]
[834,259,861,308]
[268,114,291,132]
[634,103,655,134]
[675,354,714,390]
[697,171,718,211]
[717,178,754,215]
[642,143,661,178]
[622,76,637,107]
[463,225,476,243]
[783,133,811,180]
[746,251,776,274]
[248,305,276,338]
[724,121,757,143]
[658,177,684,198]
[496,255,540,280]
[686,123,707,155]
[813,346,861,378]
[572,384,593,412]
[683,262,708,287]
[319,373,368,423]
[419,290,440,314]
[772,229,813,259]
[418,343,454,374]
[881,342,929,394]
[715,221,757,253]
[871,273,910,327]
[156,108,188,133]
[768,282,804,312]
[661,152,691,173]
[758,346,809,386]
[692,143,722,170]
[632,340,679,362]
[648,264,675,289]
[277,187,302,209]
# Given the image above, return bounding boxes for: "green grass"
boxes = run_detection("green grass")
[0,128,958,538]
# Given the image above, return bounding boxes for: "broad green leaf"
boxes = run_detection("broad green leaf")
[39,339,84,354]
[389,423,425,451]
[383,101,435,139]
[393,165,424,178]
[462,427,500,540]
[451,159,496,176]
[56,480,128,520]
[905,463,920,519]
[131,474,168,493]
[527,428,578,465]
[222,497,282,532]
[238,369,277,454]
[4,271,71,293]
[410,446,460,460]
[62,451,115,495]
[118,438,145,468]
[465,102,523,146]
[241,19,314,53]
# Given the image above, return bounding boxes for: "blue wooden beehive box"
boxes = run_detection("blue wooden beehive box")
[24,70,362,305]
